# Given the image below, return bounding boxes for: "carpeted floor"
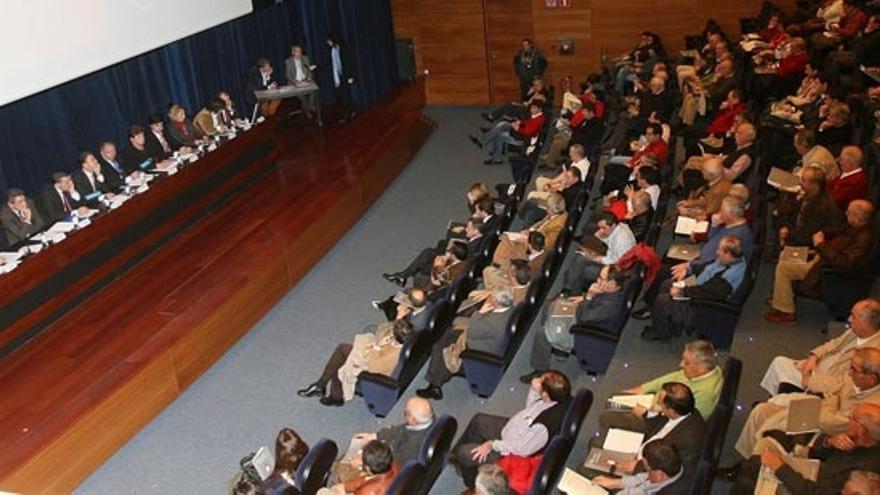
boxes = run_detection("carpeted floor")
[77,107,869,494]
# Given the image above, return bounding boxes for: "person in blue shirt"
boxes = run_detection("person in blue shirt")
[643,234,747,341]
[326,33,355,123]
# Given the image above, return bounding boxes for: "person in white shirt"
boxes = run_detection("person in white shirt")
[534,144,590,192]
[593,439,686,495]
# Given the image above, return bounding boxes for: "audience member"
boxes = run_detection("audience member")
[829,145,869,211]
[475,464,511,495]
[562,212,636,294]
[592,439,686,494]
[676,157,732,220]
[777,167,844,248]
[492,192,566,271]
[470,101,546,166]
[319,440,399,495]
[262,428,309,493]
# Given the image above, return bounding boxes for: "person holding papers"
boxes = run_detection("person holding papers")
[642,235,746,342]
[675,158,731,221]
[760,299,880,396]
[491,193,567,272]
[1,188,46,246]
[592,439,687,495]
[602,341,723,428]
[285,43,318,120]
[561,212,636,295]
[765,199,875,324]
[634,196,751,320]
[725,403,880,493]
[38,172,88,223]
[776,167,844,249]
[732,348,880,459]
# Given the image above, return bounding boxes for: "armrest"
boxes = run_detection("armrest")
[688,298,741,314]
[459,349,505,366]
[821,267,877,282]
[570,324,619,341]
[357,372,399,389]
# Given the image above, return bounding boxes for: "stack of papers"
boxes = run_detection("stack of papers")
[604,429,644,454]
[767,167,800,192]
[1,251,24,264]
[557,468,608,495]
[48,222,76,234]
[0,261,20,275]
[675,217,709,236]
[608,394,655,409]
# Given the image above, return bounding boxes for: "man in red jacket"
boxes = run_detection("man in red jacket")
[470,102,545,165]
[829,146,869,211]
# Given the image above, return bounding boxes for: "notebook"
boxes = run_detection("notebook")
[674,216,709,236]
[583,448,638,474]
[780,246,810,264]
[785,396,822,434]
[767,167,801,192]
[666,243,702,262]
[557,468,609,495]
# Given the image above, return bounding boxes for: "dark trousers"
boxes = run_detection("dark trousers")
[454,413,507,488]
[641,259,678,307]
[529,325,554,371]
[489,102,528,121]
[562,255,603,294]
[601,162,634,195]
[649,279,692,338]
[334,81,354,119]
[425,327,464,386]
[730,456,764,495]
[317,343,352,400]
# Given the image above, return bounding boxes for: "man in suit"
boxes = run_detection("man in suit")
[522,264,627,380]
[1,188,46,246]
[119,125,172,177]
[38,172,88,223]
[285,43,318,119]
[734,347,880,458]
[416,288,514,400]
[326,34,356,123]
[245,58,281,117]
[761,298,880,396]
[513,38,547,100]
[482,231,544,291]
[72,151,114,202]
[765,199,875,324]
[96,141,128,191]
[676,158,732,221]
[778,166,845,248]
[561,211,636,295]
[144,114,182,161]
[492,192,567,271]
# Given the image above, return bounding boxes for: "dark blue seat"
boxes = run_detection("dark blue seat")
[460,300,534,397]
[688,460,715,495]
[818,213,880,320]
[416,414,458,494]
[719,356,742,408]
[357,301,453,416]
[294,438,338,495]
[386,460,425,495]
[559,388,594,441]
[524,435,571,495]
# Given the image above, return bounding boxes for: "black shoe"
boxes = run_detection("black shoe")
[715,463,741,482]
[469,134,483,149]
[631,307,652,320]
[320,395,344,407]
[483,159,502,165]
[297,383,325,398]
[519,370,544,384]
[640,327,670,342]
[416,385,443,400]
[481,112,495,123]
[382,272,406,287]
[480,125,492,133]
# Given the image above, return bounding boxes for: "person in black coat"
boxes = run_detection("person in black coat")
[38,172,87,223]
[96,141,127,191]
[71,152,114,203]
[513,38,548,100]
[325,34,356,122]
[144,114,178,161]
[245,57,281,117]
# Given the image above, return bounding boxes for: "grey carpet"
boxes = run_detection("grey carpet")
[76,107,867,494]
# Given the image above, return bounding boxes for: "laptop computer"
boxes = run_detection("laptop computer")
[666,244,701,262]
[780,246,810,264]
[552,300,579,318]
[785,396,822,434]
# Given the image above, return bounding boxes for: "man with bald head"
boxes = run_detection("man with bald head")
[730,402,880,494]
[734,347,880,458]
[766,200,875,324]
[677,157,731,220]
[829,146,869,211]
[332,397,435,484]
[762,299,880,395]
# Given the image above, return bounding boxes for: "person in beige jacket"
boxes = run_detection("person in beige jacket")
[492,192,567,271]
[735,347,880,457]
[760,299,880,395]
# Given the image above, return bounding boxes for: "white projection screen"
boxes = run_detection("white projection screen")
[0,0,253,107]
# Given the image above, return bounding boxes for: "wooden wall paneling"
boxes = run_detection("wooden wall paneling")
[530,0,593,103]
[485,0,534,104]
[390,0,424,73]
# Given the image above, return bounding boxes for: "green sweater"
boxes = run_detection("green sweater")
[641,367,724,419]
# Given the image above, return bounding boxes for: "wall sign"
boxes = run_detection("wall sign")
[545,0,572,7]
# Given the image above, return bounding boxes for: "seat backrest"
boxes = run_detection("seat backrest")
[525,435,571,495]
[294,438,338,495]
[502,302,533,359]
[700,404,732,465]
[560,388,594,441]
[389,328,425,380]
[688,460,714,495]
[719,356,742,408]
[524,273,547,307]
[419,415,458,492]
[427,300,453,334]
[386,460,426,495]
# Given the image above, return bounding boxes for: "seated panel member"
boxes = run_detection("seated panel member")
[38,171,88,223]
[193,101,228,137]
[285,43,318,118]
[296,318,413,407]
[1,188,47,246]
[166,104,206,149]
[120,125,175,176]
[96,141,127,191]
[245,57,281,117]
[452,371,571,491]
[72,151,114,201]
[144,114,180,160]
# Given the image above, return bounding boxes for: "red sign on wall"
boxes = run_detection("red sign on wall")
[545,0,571,8]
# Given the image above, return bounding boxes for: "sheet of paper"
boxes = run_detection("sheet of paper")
[557,468,608,495]
[47,221,76,234]
[602,428,644,454]
[608,394,655,409]
[675,216,709,236]
[0,261,20,275]
[0,251,24,263]
[76,208,99,219]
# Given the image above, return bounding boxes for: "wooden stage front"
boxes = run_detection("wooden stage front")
[0,80,435,493]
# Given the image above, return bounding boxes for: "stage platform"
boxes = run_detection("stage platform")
[0,80,434,493]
